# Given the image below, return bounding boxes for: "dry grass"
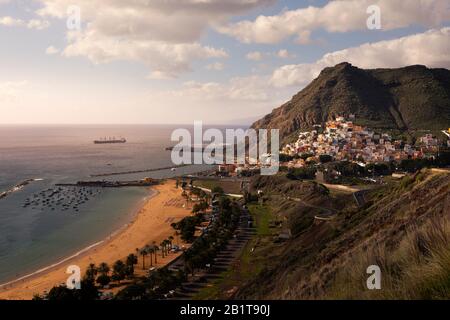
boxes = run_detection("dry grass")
[328,215,450,299]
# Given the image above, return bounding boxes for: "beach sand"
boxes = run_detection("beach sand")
[0,180,190,300]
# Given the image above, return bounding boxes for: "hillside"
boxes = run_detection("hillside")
[252,63,450,144]
[233,170,450,299]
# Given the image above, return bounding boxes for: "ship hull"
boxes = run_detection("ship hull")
[94,141,126,144]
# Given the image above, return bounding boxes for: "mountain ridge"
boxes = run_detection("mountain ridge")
[252,63,450,144]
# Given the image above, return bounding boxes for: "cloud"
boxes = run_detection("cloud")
[271,27,450,87]
[45,46,59,55]
[144,27,450,122]
[35,0,273,77]
[0,16,24,27]
[144,73,295,123]
[163,76,272,102]
[0,16,50,29]
[0,81,28,102]
[219,0,450,44]
[206,62,225,71]
[160,27,450,119]
[246,51,264,61]
[151,74,292,109]
[27,19,50,30]
[63,29,228,79]
[276,49,296,59]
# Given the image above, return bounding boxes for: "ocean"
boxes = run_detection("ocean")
[0,124,217,284]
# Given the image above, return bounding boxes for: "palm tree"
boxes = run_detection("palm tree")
[159,241,164,258]
[175,231,180,246]
[168,236,174,250]
[144,245,152,267]
[98,262,110,276]
[205,193,211,205]
[153,242,159,264]
[164,239,171,254]
[85,263,97,281]
[164,240,169,256]
[112,260,126,284]
[147,246,154,267]
[139,248,148,270]
[126,254,138,267]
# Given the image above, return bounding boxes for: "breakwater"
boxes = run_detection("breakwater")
[56,179,160,188]
[89,164,189,178]
[0,179,42,200]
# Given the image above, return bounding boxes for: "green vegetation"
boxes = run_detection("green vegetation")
[112,260,127,283]
[286,166,317,180]
[36,280,99,301]
[319,154,333,163]
[42,233,177,300]
[172,215,203,243]
[114,194,243,300]
[248,204,273,236]
[193,203,278,300]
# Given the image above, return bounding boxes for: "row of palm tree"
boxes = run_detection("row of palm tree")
[84,253,138,288]
[135,235,175,270]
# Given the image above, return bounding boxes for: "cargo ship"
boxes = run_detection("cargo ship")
[93,137,127,144]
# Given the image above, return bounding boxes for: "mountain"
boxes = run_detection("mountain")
[235,170,450,300]
[252,63,450,144]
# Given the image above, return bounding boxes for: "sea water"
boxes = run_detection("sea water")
[0,124,214,284]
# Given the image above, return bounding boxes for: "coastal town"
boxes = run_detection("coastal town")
[280,115,450,168]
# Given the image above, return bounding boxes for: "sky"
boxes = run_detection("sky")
[0,0,449,125]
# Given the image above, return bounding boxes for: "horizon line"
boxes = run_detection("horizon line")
[0,122,253,127]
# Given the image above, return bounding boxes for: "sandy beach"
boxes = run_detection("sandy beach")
[0,180,190,300]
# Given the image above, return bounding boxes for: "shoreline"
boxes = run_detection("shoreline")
[0,180,191,300]
[0,189,156,289]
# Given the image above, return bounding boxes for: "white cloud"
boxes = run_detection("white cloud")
[45,46,59,55]
[0,16,50,29]
[276,49,296,59]
[27,19,50,30]
[35,0,273,77]
[143,27,450,123]
[0,81,28,102]
[219,0,450,44]
[63,29,228,79]
[246,51,264,61]
[163,76,271,102]
[0,16,24,27]
[206,62,225,71]
[271,27,450,87]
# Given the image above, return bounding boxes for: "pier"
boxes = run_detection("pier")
[89,164,189,178]
[56,179,160,188]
